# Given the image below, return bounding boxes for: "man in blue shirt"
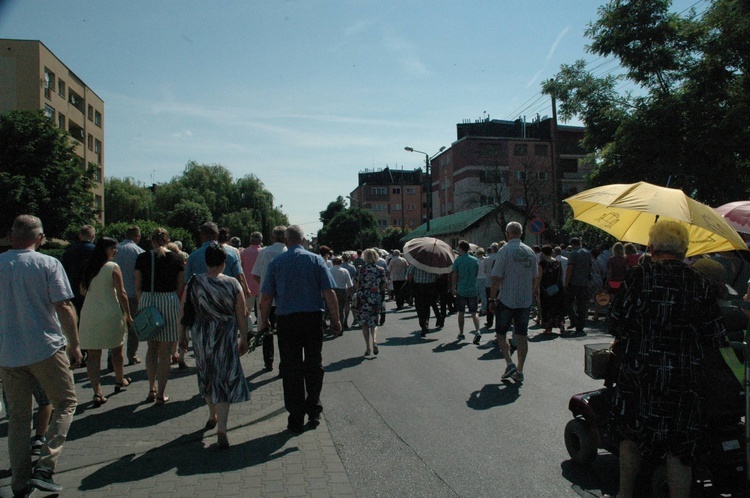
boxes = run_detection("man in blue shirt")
[186,222,250,296]
[114,226,145,365]
[260,225,341,434]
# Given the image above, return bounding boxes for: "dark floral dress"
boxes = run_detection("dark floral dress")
[355,263,386,328]
[608,260,726,461]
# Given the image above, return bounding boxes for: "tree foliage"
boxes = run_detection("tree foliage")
[0,110,97,237]
[318,208,380,252]
[543,0,750,206]
[319,196,347,226]
[100,220,195,253]
[106,161,288,247]
[104,177,153,224]
[381,227,409,251]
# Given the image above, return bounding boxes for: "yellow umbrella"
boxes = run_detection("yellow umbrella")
[564,181,748,257]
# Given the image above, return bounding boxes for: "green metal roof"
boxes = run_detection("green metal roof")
[401,205,497,242]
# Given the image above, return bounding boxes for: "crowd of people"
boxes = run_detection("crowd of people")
[0,213,745,496]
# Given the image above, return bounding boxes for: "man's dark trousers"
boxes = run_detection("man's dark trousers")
[565,285,589,332]
[263,306,277,370]
[277,312,324,428]
[412,283,436,329]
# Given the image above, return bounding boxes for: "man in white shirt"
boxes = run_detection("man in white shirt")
[489,222,538,383]
[330,256,354,329]
[388,250,409,310]
[114,226,145,365]
[251,226,287,372]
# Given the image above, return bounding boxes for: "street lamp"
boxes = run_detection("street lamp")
[405,146,445,232]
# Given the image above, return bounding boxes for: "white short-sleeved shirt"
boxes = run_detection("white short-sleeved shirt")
[491,239,538,309]
[0,250,73,367]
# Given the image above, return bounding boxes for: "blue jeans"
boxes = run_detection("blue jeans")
[494,301,531,337]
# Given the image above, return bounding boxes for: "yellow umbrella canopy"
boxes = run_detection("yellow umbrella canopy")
[564,182,747,257]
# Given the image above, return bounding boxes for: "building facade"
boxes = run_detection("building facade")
[0,39,105,222]
[349,167,426,231]
[431,117,588,233]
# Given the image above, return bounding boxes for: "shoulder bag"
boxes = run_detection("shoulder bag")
[133,251,166,341]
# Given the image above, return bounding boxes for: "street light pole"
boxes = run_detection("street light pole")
[405,146,445,233]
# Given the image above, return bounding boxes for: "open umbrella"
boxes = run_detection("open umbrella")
[403,237,455,274]
[564,182,747,257]
[715,201,750,235]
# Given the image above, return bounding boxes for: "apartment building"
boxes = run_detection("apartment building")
[0,39,105,222]
[431,117,588,230]
[349,167,425,231]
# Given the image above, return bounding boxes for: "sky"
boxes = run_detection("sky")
[0,0,705,235]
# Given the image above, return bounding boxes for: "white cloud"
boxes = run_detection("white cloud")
[526,26,570,88]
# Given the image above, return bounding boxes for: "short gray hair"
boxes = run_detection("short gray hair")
[285,225,304,245]
[12,215,43,242]
[250,231,263,244]
[649,220,689,259]
[506,221,523,237]
[272,225,286,243]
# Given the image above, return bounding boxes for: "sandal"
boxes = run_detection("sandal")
[155,395,169,405]
[93,394,107,407]
[115,377,132,393]
[146,389,157,402]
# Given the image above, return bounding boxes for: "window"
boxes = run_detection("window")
[58,79,65,97]
[514,144,528,156]
[516,171,526,181]
[44,104,55,120]
[481,169,508,184]
[87,105,94,121]
[537,171,548,181]
[87,134,94,150]
[379,219,388,227]
[392,187,401,194]
[89,163,103,183]
[535,144,548,156]
[371,187,387,195]
[94,139,101,154]
[94,110,102,127]
[393,203,402,211]
[43,68,55,99]
[394,219,402,226]
[94,195,103,212]
[372,203,388,211]
[58,113,65,129]
[406,203,415,211]
[406,187,416,195]
[68,89,84,113]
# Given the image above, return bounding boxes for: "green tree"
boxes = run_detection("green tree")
[100,220,195,253]
[319,196,347,226]
[165,201,213,245]
[543,0,750,206]
[104,177,154,224]
[218,209,262,248]
[0,110,97,237]
[381,226,409,251]
[318,208,380,251]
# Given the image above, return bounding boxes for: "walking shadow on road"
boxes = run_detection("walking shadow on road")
[78,428,297,491]
[431,341,468,353]
[325,356,365,372]
[466,383,520,410]
[560,453,618,497]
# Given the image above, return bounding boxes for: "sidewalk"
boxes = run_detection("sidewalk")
[0,341,355,497]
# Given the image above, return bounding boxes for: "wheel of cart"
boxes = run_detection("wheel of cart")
[564,418,597,465]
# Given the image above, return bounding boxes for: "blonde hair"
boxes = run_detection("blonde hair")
[151,227,170,246]
[363,248,380,264]
[648,221,689,258]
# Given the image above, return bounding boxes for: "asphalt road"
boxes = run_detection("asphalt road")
[320,300,614,497]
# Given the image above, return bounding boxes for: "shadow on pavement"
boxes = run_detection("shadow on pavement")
[466,383,520,410]
[325,356,365,372]
[432,341,468,353]
[477,347,503,361]
[382,335,424,346]
[67,394,205,441]
[560,454,618,497]
[529,333,560,343]
[78,428,297,491]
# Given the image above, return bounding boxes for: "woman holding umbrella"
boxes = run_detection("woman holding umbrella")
[608,221,728,498]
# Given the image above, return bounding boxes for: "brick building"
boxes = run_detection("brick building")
[0,39,105,222]
[431,117,589,231]
[349,167,425,231]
